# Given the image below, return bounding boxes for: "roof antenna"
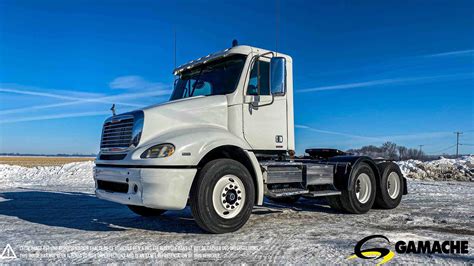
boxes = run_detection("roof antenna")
[232,39,238,47]
[275,0,279,56]
[174,27,177,69]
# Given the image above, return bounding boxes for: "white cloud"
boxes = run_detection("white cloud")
[296,73,474,93]
[295,124,379,141]
[296,78,406,93]
[0,81,172,116]
[109,75,169,91]
[0,86,95,102]
[425,49,474,58]
[0,111,111,124]
[295,124,453,143]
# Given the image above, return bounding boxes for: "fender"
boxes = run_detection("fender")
[328,155,381,191]
[244,150,264,205]
[130,126,265,205]
[132,126,251,165]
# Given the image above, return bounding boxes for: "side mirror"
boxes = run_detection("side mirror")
[270,57,286,95]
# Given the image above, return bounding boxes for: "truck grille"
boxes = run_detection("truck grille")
[100,115,134,149]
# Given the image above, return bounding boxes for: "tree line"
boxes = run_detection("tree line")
[346,142,426,160]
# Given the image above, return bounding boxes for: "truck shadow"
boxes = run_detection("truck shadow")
[0,190,203,234]
[0,190,344,234]
[256,197,342,215]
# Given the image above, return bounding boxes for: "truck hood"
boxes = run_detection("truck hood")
[138,95,229,146]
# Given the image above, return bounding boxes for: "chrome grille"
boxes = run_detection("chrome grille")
[100,115,134,149]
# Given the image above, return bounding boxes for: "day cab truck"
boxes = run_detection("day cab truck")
[94,44,407,234]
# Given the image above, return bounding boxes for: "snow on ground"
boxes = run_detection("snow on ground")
[397,155,474,181]
[0,160,473,264]
[0,161,94,189]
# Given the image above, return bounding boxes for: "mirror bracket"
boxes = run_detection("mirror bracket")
[250,94,274,108]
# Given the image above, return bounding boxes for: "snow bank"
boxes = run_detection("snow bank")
[397,155,474,181]
[0,161,94,189]
[1,156,473,190]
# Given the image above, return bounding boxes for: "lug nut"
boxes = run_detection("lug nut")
[238,196,241,200]
[223,200,226,203]
[236,202,239,206]
[237,190,241,194]
[226,204,230,208]
[230,185,233,188]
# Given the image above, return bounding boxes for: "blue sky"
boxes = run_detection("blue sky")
[0,0,473,155]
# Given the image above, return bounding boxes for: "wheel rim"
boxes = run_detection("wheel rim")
[355,173,371,204]
[212,175,246,219]
[387,172,400,199]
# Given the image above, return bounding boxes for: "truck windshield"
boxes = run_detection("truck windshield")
[170,54,247,100]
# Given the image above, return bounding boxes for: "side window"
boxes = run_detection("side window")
[247,60,270,95]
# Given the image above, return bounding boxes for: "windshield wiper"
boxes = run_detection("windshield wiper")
[189,67,204,97]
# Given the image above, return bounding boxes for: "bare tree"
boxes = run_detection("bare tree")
[347,143,425,160]
[406,148,425,160]
[397,146,407,160]
[381,142,398,160]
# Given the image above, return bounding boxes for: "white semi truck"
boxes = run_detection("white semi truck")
[94,44,407,233]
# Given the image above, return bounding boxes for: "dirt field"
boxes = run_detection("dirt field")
[0,157,94,167]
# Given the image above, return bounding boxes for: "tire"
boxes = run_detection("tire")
[326,195,343,211]
[267,195,301,204]
[374,162,403,209]
[190,159,255,234]
[127,205,166,216]
[340,162,376,214]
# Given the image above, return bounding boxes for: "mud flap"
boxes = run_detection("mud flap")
[403,176,408,195]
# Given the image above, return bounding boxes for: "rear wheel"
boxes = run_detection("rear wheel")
[340,162,376,214]
[374,162,403,209]
[191,159,255,234]
[127,205,166,216]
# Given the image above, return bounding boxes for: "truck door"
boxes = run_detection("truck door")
[243,58,288,151]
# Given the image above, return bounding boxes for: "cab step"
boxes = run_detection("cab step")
[266,187,309,198]
[307,190,341,197]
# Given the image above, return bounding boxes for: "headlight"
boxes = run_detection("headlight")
[141,144,175,159]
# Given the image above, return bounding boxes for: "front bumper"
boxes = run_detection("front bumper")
[94,166,197,210]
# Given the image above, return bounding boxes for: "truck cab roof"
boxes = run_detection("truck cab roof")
[173,45,291,75]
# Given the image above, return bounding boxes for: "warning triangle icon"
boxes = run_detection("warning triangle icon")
[0,244,17,259]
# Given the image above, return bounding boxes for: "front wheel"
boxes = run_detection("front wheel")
[190,159,255,234]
